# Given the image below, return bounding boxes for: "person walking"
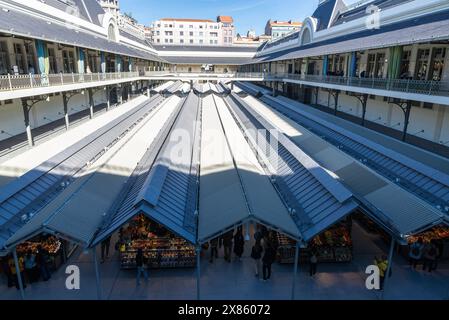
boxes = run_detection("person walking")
[251,242,263,279]
[36,246,51,281]
[221,230,234,263]
[374,256,388,290]
[409,238,424,269]
[233,227,245,262]
[422,241,439,272]
[309,250,318,277]
[262,243,276,282]
[209,237,219,263]
[136,248,149,286]
[101,236,111,263]
[24,250,37,283]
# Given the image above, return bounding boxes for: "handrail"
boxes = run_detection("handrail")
[0,71,140,92]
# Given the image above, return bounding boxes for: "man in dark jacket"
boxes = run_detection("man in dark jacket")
[220,230,234,263]
[262,244,276,281]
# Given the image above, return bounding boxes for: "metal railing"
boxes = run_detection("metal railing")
[0,71,139,92]
[268,73,449,97]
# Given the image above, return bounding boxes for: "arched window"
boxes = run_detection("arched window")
[108,24,116,41]
[301,28,311,45]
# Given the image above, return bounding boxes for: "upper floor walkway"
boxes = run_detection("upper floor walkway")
[1,71,448,106]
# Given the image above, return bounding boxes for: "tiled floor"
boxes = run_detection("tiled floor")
[1,223,448,300]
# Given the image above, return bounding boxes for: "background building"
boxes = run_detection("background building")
[152,16,235,46]
[97,0,120,17]
[234,30,271,46]
[265,19,302,39]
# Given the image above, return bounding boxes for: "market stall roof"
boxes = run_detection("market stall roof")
[91,92,200,246]
[252,9,449,63]
[0,3,163,63]
[253,92,446,238]
[225,91,358,241]
[2,90,183,250]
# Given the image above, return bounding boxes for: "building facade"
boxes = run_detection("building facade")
[265,20,303,40]
[97,0,120,17]
[240,0,449,150]
[152,16,235,46]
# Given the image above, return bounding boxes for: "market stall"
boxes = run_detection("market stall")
[277,220,353,264]
[118,215,196,269]
[16,235,65,271]
[406,226,449,259]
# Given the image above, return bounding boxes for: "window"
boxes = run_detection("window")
[210,32,218,37]
[0,41,9,75]
[430,47,446,81]
[189,25,193,28]
[199,32,204,36]
[189,32,194,36]
[88,52,98,73]
[156,31,160,36]
[170,39,173,43]
[415,49,430,80]
[157,39,160,43]
[199,39,203,44]
[180,39,184,44]
[24,43,36,73]
[180,31,184,36]
[190,39,194,44]
[108,24,116,41]
[165,31,173,36]
[400,51,411,78]
[179,25,184,28]
[13,43,26,74]
[47,47,57,74]
[164,24,168,28]
[62,50,75,73]
[210,40,213,44]
[165,39,169,43]
[199,25,203,29]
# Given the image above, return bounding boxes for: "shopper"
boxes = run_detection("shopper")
[209,237,219,263]
[309,250,318,277]
[36,246,51,281]
[262,243,276,282]
[221,230,234,263]
[254,225,263,245]
[422,241,439,272]
[8,255,26,290]
[24,250,38,283]
[374,256,388,290]
[233,227,245,262]
[409,238,424,269]
[136,248,149,286]
[1,256,14,288]
[101,236,111,263]
[251,242,263,279]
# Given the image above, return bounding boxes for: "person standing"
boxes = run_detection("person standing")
[374,256,388,290]
[251,242,263,279]
[422,241,439,272]
[136,248,149,286]
[309,250,318,277]
[221,230,234,263]
[233,227,245,262]
[24,250,37,283]
[209,237,219,263]
[36,246,51,281]
[262,243,276,282]
[254,225,263,245]
[101,236,111,263]
[409,238,424,269]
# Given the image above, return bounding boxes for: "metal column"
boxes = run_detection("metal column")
[88,88,94,119]
[402,100,412,142]
[21,99,34,147]
[291,242,300,300]
[381,237,395,300]
[92,247,102,300]
[196,245,201,300]
[360,94,368,127]
[13,247,25,300]
[62,93,70,130]
[106,86,110,111]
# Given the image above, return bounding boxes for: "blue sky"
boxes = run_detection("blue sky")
[120,0,361,35]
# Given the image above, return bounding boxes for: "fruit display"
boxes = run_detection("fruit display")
[17,236,62,255]
[407,226,449,244]
[276,222,353,264]
[119,215,196,269]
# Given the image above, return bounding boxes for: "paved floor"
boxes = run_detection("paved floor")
[1,222,448,300]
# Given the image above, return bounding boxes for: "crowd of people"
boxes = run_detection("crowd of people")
[0,247,52,290]
[408,238,441,272]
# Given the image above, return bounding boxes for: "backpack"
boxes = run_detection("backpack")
[251,246,262,260]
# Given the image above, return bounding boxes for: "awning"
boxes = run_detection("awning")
[91,92,200,246]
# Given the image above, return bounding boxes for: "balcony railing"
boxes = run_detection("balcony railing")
[269,73,449,97]
[0,72,139,92]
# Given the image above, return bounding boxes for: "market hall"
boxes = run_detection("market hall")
[1,81,449,300]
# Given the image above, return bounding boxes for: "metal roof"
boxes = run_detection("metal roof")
[249,90,445,236]
[0,4,162,63]
[153,45,258,53]
[1,91,174,251]
[160,56,254,65]
[91,91,200,246]
[254,9,449,63]
[225,91,358,241]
